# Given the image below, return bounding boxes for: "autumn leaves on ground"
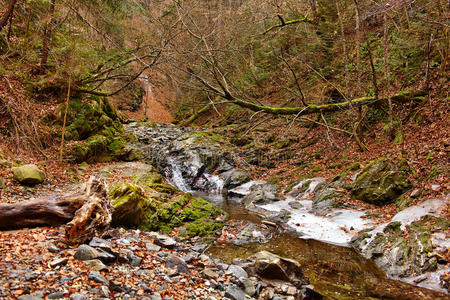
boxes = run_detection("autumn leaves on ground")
[0,0,449,299]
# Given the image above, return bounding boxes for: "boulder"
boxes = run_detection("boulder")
[242,183,281,206]
[12,164,45,185]
[350,158,412,205]
[110,183,148,227]
[247,251,307,287]
[221,169,251,189]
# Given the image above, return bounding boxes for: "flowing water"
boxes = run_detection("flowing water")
[127,123,448,299]
[177,187,448,299]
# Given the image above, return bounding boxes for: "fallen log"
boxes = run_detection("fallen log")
[0,176,112,244]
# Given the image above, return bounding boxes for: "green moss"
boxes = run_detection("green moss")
[141,193,226,236]
[384,221,402,234]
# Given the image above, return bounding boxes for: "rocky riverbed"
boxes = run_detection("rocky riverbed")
[124,122,450,294]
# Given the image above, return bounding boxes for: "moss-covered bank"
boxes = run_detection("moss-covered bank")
[109,172,226,237]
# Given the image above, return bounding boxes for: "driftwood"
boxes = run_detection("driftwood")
[0,176,112,245]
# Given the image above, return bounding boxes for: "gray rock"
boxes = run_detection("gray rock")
[225,284,246,300]
[203,268,219,279]
[238,277,255,296]
[150,293,162,300]
[99,286,110,298]
[69,294,87,300]
[350,158,412,205]
[288,201,303,209]
[88,270,109,286]
[18,294,44,300]
[243,183,281,206]
[74,245,100,260]
[227,265,247,279]
[89,237,112,248]
[12,164,45,185]
[146,243,161,252]
[74,244,115,262]
[152,234,177,249]
[165,255,190,274]
[48,291,65,299]
[222,169,251,189]
[49,258,68,268]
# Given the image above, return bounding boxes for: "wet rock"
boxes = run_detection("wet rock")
[84,259,109,271]
[247,251,306,286]
[289,177,327,199]
[242,183,281,206]
[225,284,246,300]
[352,214,449,280]
[312,187,341,210]
[221,169,250,189]
[88,270,109,286]
[350,158,412,205]
[12,164,45,185]
[288,201,303,209]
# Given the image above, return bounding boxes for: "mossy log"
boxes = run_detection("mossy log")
[0,177,112,244]
[180,104,212,126]
[229,91,426,116]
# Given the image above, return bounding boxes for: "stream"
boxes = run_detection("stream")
[125,123,448,299]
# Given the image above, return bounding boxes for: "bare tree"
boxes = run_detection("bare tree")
[383,11,394,139]
[40,0,56,72]
[0,0,18,32]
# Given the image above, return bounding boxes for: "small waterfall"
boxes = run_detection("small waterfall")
[167,157,192,192]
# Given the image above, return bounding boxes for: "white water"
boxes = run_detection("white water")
[260,197,374,245]
[167,157,192,192]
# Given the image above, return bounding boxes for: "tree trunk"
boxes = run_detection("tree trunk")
[0,0,18,32]
[40,0,56,72]
[227,91,425,116]
[353,0,361,98]
[383,13,394,139]
[0,177,112,245]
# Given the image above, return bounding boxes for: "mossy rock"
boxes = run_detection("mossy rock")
[110,182,148,227]
[11,164,46,185]
[109,182,226,237]
[350,158,412,205]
